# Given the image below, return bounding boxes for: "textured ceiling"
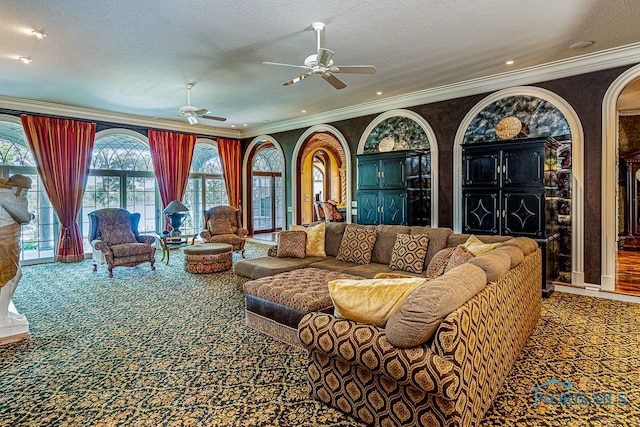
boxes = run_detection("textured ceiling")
[1,0,640,137]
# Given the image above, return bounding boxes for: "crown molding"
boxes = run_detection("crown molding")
[0,96,242,138]
[243,42,640,138]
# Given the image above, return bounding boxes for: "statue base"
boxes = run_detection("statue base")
[0,301,30,345]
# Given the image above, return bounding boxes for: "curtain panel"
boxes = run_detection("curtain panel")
[20,115,96,263]
[148,130,196,209]
[217,138,242,208]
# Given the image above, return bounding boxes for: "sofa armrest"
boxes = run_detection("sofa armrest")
[91,239,110,253]
[137,235,155,245]
[298,312,460,399]
[236,227,249,238]
[200,230,212,241]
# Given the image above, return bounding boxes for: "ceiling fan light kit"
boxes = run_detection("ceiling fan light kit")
[263,22,376,90]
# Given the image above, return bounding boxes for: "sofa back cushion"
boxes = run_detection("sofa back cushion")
[409,227,453,266]
[385,263,487,348]
[324,222,348,256]
[499,237,538,255]
[468,249,511,282]
[371,225,411,264]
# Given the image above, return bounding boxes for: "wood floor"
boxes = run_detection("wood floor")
[615,249,640,296]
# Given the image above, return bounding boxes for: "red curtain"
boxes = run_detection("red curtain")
[148,130,196,208]
[218,138,241,208]
[21,115,96,263]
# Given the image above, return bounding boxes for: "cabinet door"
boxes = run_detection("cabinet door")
[357,159,380,190]
[381,191,406,225]
[502,145,545,187]
[462,151,500,186]
[356,191,380,225]
[380,157,405,189]
[503,190,545,237]
[462,190,499,234]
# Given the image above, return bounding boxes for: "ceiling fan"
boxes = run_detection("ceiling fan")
[263,22,376,90]
[178,83,226,124]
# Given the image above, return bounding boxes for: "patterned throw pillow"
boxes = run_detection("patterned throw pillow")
[292,222,326,257]
[424,247,455,280]
[276,231,307,258]
[444,245,475,272]
[389,233,430,274]
[336,224,377,265]
[208,218,233,235]
[99,224,137,246]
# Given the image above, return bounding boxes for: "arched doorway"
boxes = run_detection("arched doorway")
[292,125,350,225]
[243,137,285,236]
[602,64,640,295]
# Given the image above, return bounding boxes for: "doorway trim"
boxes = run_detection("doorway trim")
[453,86,585,286]
[601,64,640,291]
[292,125,351,225]
[242,135,287,232]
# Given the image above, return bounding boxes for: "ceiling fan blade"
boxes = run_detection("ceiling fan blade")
[330,65,377,74]
[316,48,334,67]
[194,108,209,116]
[283,72,312,86]
[201,114,227,122]
[263,61,308,70]
[322,73,347,90]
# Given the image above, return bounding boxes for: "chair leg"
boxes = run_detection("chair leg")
[93,263,97,272]
[150,259,156,271]
[108,266,114,278]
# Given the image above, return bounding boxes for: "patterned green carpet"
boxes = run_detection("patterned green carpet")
[1,242,638,426]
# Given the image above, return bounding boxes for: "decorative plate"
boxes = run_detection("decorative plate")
[378,136,395,152]
[495,116,523,140]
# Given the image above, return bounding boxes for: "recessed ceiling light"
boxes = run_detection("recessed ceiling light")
[243,124,248,127]
[301,110,307,113]
[376,91,382,95]
[18,56,32,64]
[31,30,47,39]
[569,40,594,50]
[505,60,514,65]
[231,125,236,128]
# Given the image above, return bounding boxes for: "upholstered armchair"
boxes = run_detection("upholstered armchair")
[88,208,156,278]
[200,206,248,257]
[322,201,345,222]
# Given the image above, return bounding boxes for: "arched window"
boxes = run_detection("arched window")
[183,141,228,232]
[0,118,56,263]
[81,131,157,250]
[251,144,283,232]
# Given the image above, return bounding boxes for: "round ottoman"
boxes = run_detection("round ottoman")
[183,243,233,273]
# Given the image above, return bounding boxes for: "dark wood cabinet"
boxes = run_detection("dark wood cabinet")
[462,137,558,296]
[356,150,430,226]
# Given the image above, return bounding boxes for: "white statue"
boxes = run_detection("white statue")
[0,174,35,328]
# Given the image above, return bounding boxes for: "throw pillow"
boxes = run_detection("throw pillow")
[461,234,500,256]
[328,277,427,328]
[99,224,137,246]
[335,224,377,265]
[444,245,475,272]
[389,233,430,274]
[385,263,487,348]
[208,218,233,235]
[276,231,307,258]
[292,222,326,257]
[267,245,278,257]
[424,247,455,280]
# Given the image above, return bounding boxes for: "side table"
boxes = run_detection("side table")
[155,233,197,265]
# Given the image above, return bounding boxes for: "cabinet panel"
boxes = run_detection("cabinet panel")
[503,191,545,237]
[357,160,380,190]
[462,151,500,186]
[462,190,500,234]
[381,191,406,225]
[503,146,545,187]
[380,158,405,188]
[356,191,379,225]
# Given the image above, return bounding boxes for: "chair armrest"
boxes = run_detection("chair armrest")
[235,227,249,238]
[200,230,212,241]
[137,235,155,245]
[298,312,460,399]
[91,239,110,253]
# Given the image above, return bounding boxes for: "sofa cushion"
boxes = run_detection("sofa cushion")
[336,224,377,265]
[328,277,426,328]
[389,233,430,273]
[99,224,137,246]
[371,225,411,264]
[385,263,487,348]
[462,234,501,255]
[292,222,326,257]
[468,249,511,282]
[424,247,454,280]
[233,256,327,280]
[499,236,538,255]
[325,222,348,257]
[277,231,307,258]
[207,218,233,235]
[308,258,360,272]
[494,245,525,268]
[444,245,475,272]
[409,227,453,266]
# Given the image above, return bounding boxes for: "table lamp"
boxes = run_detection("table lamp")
[163,200,190,236]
